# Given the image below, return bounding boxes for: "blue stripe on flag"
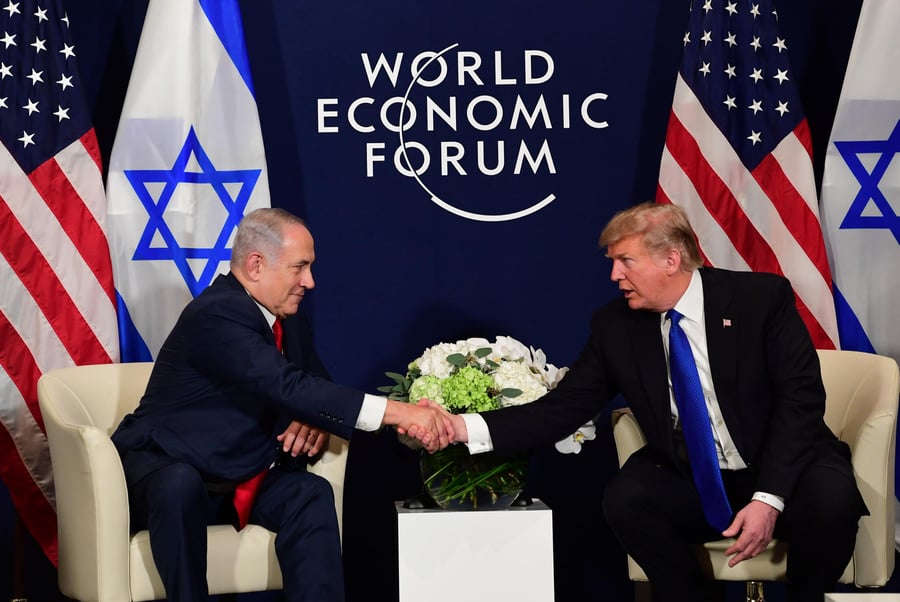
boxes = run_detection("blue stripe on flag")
[115,290,153,363]
[199,0,256,97]
[832,285,876,354]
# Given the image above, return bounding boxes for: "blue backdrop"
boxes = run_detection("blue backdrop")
[0,1,864,600]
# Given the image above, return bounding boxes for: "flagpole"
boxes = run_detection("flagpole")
[11,509,27,602]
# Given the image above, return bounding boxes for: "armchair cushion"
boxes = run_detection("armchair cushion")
[611,349,899,588]
[38,362,350,602]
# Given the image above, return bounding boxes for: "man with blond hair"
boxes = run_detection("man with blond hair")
[446,202,865,601]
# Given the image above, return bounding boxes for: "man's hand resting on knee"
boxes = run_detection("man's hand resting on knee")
[722,500,779,567]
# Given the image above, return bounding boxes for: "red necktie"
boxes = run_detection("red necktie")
[272,318,283,352]
[233,319,284,529]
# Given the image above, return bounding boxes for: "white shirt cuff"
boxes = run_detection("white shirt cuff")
[356,394,387,431]
[751,491,784,512]
[461,413,493,454]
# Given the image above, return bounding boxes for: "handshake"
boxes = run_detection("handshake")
[383,398,466,453]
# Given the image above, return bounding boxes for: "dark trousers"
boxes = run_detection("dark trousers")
[602,447,864,602]
[126,459,344,602]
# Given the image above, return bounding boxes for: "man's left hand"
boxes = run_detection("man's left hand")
[277,420,329,457]
[722,500,779,567]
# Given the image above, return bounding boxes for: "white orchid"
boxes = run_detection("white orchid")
[492,335,531,362]
[554,421,597,454]
[542,364,569,390]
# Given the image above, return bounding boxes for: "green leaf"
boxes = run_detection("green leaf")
[473,347,492,358]
[384,371,409,385]
[376,385,394,394]
[446,353,466,366]
[501,388,522,398]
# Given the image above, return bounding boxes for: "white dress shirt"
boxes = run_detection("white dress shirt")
[666,272,783,512]
[461,271,783,512]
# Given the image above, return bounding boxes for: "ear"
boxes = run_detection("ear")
[665,248,682,275]
[244,251,265,282]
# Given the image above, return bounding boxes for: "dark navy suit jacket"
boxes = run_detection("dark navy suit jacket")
[483,267,855,502]
[112,272,364,484]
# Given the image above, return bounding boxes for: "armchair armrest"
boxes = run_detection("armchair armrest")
[38,384,133,601]
[610,407,647,468]
[308,435,350,538]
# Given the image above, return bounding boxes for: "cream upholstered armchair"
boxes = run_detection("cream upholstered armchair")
[611,349,900,597]
[37,362,350,602]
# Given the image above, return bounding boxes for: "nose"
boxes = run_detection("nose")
[610,260,624,282]
[302,268,315,290]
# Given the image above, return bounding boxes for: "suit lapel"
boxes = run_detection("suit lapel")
[628,309,674,451]
[220,271,280,349]
[700,269,744,452]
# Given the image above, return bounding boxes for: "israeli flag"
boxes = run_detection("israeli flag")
[821,0,900,365]
[107,0,270,361]
[819,0,900,545]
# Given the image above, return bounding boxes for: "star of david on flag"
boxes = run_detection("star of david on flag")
[818,0,900,544]
[820,0,900,365]
[127,127,260,297]
[107,0,270,361]
[833,120,900,244]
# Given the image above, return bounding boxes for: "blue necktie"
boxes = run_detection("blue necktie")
[667,309,732,531]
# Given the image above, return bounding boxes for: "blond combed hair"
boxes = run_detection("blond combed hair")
[599,202,703,271]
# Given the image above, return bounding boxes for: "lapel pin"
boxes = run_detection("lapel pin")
[722,319,732,327]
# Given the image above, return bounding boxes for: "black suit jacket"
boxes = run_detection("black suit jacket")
[483,267,851,501]
[112,272,364,484]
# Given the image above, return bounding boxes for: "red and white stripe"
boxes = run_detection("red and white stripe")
[0,131,119,565]
[658,75,839,350]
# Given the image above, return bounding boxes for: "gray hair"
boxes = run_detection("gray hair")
[230,208,306,267]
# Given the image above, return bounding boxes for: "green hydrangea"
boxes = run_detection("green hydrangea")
[408,374,445,408]
[441,366,499,413]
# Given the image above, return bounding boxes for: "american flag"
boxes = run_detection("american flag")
[0,0,119,564]
[657,0,839,349]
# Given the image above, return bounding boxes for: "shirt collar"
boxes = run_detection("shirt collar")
[243,289,277,329]
[670,270,704,324]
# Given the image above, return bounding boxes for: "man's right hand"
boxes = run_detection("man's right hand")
[412,399,468,444]
[383,399,454,452]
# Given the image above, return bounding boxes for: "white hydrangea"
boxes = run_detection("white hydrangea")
[493,361,548,407]
[402,334,592,456]
[413,342,464,378]
[412,337,495,377]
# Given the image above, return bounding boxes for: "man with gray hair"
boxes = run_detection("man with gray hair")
[112,207,450,601]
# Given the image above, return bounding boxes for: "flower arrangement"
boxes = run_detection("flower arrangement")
[380,336,595,508]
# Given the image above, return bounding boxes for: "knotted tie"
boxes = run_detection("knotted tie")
[271,317,284,351]
[233,319,283,529]
[667,309,732,531]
